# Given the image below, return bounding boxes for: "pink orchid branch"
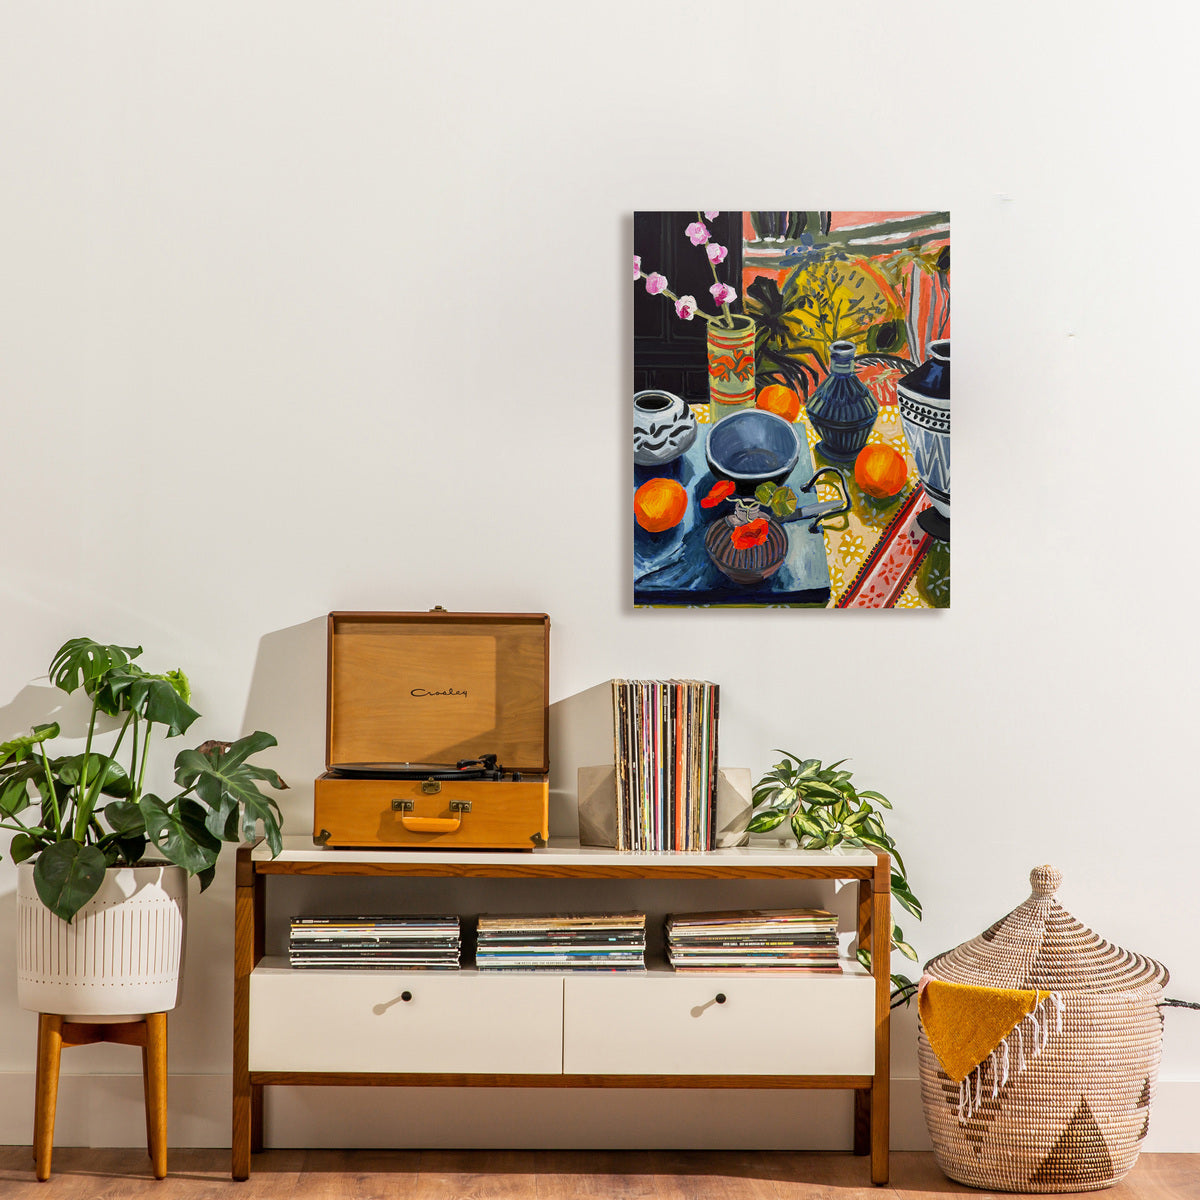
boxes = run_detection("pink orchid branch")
[634,272,716,324]
[698,210,733,326]
[634,212,738,329]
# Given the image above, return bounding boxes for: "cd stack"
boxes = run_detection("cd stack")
[666,909,841,973]
[288,915,461,970]
[475,912,647,972]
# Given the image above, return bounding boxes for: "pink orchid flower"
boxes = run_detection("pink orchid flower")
[645,272,668,295]
[674,295,697,321]
[704,210,719,219]
[633,255,641,280]
[684,221,710,246]
[706,243,728,265]
[710,281,737,306]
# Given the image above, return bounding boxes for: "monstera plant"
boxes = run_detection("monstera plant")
[0,637,286,923]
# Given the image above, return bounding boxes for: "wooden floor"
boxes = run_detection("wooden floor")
[0,1150,1193,1199]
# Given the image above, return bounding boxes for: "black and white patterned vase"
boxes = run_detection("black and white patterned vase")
[897,340,951,526]
[633,389,698,466]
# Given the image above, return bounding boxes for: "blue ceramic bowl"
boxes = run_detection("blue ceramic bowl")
[705,410,801,492]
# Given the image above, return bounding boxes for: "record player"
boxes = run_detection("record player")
[313,610,550,849]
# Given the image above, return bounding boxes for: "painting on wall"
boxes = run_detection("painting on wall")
[633,211,950,609]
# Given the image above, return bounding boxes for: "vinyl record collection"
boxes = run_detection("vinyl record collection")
[666,909,842,973]
[288,915,461,970]
[475,912,647,972]
[285,909,841,975]
[611,678,719,851]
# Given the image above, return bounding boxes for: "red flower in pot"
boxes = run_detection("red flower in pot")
[702,484,794,585]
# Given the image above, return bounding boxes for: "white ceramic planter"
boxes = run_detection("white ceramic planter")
[17,862,187,1019]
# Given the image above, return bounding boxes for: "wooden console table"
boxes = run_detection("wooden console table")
[233,837,891,1184]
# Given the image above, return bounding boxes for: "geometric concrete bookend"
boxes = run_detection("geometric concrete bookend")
[714,767,752,847]
[577,765,618,847]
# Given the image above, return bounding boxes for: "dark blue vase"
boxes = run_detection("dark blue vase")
[806,340,877,462]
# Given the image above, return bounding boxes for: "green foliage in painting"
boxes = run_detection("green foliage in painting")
[746,248,907,397]
[745,212,950,400]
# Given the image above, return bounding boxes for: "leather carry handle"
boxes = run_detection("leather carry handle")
[399,814,462,834]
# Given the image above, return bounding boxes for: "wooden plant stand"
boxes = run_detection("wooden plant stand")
[33,1012,168,1182]
[234,838,891,1185]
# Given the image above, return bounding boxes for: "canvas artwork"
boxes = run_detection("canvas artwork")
[632,211,950,609]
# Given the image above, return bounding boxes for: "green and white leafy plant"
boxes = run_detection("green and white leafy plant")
[749,752,922,1007]
[0,637,286,923]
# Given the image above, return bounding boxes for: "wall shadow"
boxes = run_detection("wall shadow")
[620,211,634,614]
[0,684,105,742]
[240,617,328,840]
[548,681,614,840]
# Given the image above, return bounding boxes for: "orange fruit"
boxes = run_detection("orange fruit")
[634,478,688,532]
[854,444,907,499]
[755,383,802,423]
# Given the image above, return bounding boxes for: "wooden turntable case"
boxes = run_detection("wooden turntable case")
[312,610,550,849]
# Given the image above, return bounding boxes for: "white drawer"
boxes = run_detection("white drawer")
[249,961,563,1074]
[563,971,876,1076]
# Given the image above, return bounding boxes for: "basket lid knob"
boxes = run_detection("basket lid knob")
[1030,864,1063,897]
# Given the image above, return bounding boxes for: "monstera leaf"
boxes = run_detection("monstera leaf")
[33,838,107,923]
[53,754,133,797]
[0,760,44,816]
[91,666,199,734]
[140,794,222,874]
[49,638,141,696]
[173,731,286,855]
[0,723,60,767]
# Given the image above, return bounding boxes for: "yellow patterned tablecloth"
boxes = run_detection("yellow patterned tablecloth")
[697,366,949,609]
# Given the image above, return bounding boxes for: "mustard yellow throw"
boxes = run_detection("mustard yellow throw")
[920,978,1042,1083]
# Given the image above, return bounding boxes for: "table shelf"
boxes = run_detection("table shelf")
[233,838,891,1185]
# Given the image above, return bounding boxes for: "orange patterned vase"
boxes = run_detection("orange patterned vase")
[707,315,756,423]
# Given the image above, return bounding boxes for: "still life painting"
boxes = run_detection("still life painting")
[632,211,950,609]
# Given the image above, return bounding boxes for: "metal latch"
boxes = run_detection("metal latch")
[421,780,441,795]
[392,798,471,813]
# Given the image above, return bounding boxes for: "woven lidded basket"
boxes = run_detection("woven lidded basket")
[918,865,1169,1193]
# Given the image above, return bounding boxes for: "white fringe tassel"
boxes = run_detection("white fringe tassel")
[957,993,1063,1123]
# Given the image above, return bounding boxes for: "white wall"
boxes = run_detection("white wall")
[2,0,1198,1152]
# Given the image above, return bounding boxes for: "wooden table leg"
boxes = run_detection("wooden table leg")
[142,1044,152,1159]
[853,1088,871,1156]
[870,855,891,1186]
[34,1014,63,1182]
[32,1016,44,1163]
[145,1012,168,1180]
[232,844,259,1180]
[250,1083,264,1154]
[855,877,874,1158]
[249,855,265,1154]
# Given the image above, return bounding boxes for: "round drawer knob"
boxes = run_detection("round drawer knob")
[401,991,413,1003]
[715,993,727,1005]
